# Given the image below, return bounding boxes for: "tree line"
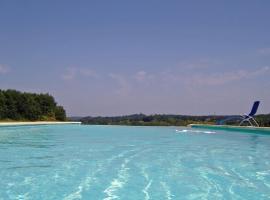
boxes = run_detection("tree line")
[80,113,270,127]
[80,114,223,126]
[0,89,66,121]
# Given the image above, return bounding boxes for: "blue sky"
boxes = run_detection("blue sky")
[0,0,270,116]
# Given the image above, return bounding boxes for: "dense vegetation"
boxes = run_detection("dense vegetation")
[80,114,222,126]
[80,114,270,127]
[256,114,270,127]
[0,89,66,121]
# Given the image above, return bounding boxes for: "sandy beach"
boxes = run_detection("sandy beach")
[0,121,81,127]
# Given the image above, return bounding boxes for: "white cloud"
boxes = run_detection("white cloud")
[0,64,10,75]
[258,48,270,55]
[177,59,220,70]
[147,66,270,87]
[109,73,131,96]
[61,67,77,80]
[134,70,147,81]
[61,67,98,80]
[79,68,98,78]
[185,66,270,86]
[134,70,155,82]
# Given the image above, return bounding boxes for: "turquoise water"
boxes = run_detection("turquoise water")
[0,125,270,200]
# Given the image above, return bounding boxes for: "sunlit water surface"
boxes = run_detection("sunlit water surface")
[0,125,270,200]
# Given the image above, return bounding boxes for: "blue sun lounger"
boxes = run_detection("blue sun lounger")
[217,101,260,126]
[239,101,260,127]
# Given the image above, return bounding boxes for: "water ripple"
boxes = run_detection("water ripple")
[64,149,138,200]
[160,182,174,200]
[103,158,131,200]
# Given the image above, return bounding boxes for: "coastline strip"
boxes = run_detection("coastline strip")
[189,124,270,133]
[0,121,81,127]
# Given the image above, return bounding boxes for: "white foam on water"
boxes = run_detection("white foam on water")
[103,149,147,200]
[53,173,60,182]
[228,181,243,199]
[16,193,29,200]
[64,149,137,200]
[176,129,216,134]
[12,178,33,200]
[175,129,188,133]
[103,158,130,200]
[256,169,270,177]
[64,167,101,200]
[256,169,270,187]
[141,167,152,200]
[200,171,220,199]
[23,177,34,185]
[161,182,174,200]
[229,170,261,198]
[64,186,83,200]
[143,180,152,200]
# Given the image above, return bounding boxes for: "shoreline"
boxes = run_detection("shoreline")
[189,124,270,133]
[0,121,81,127]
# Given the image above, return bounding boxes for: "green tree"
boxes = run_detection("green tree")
[0,89,67,121]
[0,91,7,119]
[4,90,20,119]
[36,93,57,117]
[55,106,66,121]
[17,93,41,120]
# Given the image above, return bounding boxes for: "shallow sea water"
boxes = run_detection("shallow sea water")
[0,125,270,200]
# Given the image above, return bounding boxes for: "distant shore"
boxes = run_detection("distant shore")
[0,121,81,127]
[79,113,270,127]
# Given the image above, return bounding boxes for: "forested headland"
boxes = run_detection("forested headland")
[0,89,66,121]
[80,113,270,127]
